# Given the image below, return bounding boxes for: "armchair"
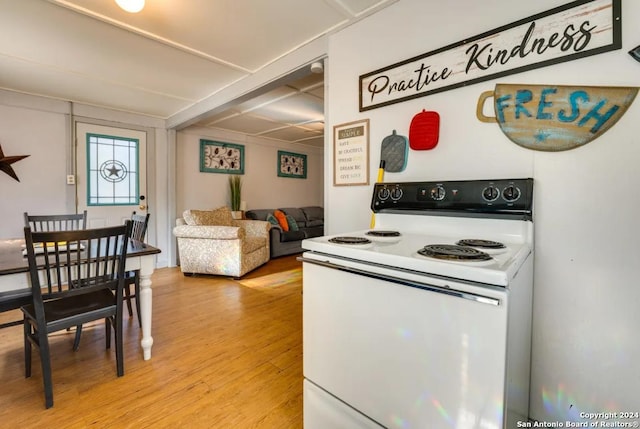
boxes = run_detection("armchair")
[173,207,270,278]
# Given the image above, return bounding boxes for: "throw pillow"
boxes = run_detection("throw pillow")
[266,213,279,226]
[273,209,289,232]
[184,207,233,226]
[182,209,197,225]
[286,214,299,231]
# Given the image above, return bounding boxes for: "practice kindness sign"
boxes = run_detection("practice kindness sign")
[359,0,621,111]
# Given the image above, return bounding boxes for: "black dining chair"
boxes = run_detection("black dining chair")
[13,210,87,338]
[23,210,87,232]
[21,222,132,409]
[124,212,150,326]
[23,211,88,349]
[73,212,150,349]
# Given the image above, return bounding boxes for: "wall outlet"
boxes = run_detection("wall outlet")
[66,175,75,185]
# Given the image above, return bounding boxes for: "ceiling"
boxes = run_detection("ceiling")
[0,0,397,148]
[191,71,326,147]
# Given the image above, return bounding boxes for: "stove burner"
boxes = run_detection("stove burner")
[366,230,401,237]
[418,244,492,261]
[456,239,506,249]
[329,236,372,245]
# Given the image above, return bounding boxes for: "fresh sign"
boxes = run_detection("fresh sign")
[476,83,638,151]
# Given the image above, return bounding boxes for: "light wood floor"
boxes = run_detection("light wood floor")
[0,255,303,428]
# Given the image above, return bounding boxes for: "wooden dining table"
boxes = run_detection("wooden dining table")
[0,238,161,360]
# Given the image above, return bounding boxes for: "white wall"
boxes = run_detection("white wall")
[0,90,170,267]
[176,126,324,215]
[326,0,640,422]
[0,95,70,237]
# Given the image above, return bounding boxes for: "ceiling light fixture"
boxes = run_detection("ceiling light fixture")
[115,0,145,13]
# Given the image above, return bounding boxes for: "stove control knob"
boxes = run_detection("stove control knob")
[482,186,500,202]
[502,185,521,202]
[390,187,403,200]
[378,188,390,200]
[430,185,446,201]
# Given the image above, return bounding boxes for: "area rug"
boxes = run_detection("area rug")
[238,268,302,290]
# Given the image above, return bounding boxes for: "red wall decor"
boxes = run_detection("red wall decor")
[409,110,440,150]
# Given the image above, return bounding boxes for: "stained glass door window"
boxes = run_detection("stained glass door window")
[86,133,139,206]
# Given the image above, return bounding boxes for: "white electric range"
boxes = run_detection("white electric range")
[301,178,534,429]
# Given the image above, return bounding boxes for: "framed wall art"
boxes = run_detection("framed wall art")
[277,150,307,179]
[200,139,244,174]
[333,119,369,186]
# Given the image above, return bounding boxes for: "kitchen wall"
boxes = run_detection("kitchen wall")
[176,126,324,215]
[325,0,640,422]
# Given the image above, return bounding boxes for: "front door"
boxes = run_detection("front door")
[76,122,147,228]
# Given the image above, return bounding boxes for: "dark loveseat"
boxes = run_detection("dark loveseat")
[245,206,324,258]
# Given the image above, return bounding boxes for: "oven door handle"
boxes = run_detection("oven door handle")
[298,257,501,306]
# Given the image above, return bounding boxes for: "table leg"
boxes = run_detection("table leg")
[138,256,154,360]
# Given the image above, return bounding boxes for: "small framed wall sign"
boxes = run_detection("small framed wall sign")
[277,150,307,179]
[333,119,369,186]
[200,139,244,174]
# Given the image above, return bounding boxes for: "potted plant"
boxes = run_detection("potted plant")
[229,175,243,219]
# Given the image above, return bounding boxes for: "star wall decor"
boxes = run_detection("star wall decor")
[630,45,640,63]
[0,143,30,182]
